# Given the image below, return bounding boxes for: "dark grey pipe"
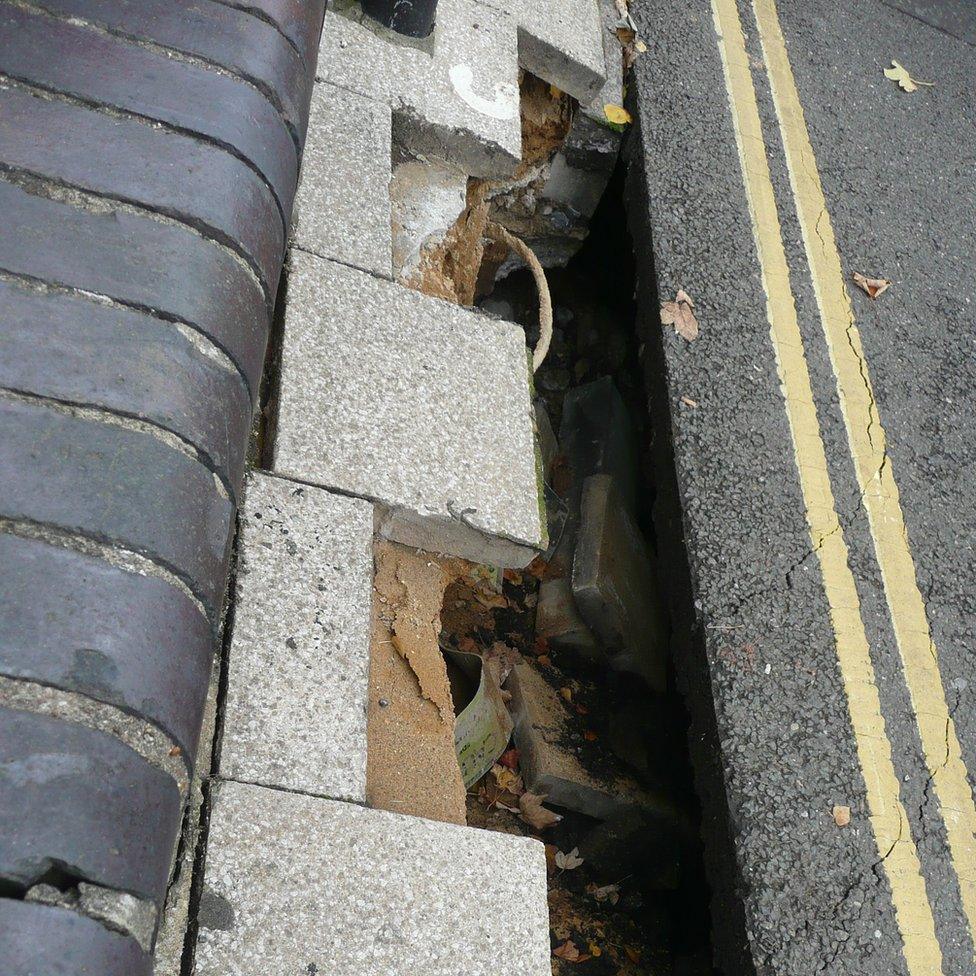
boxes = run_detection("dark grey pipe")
[362,0,437,38]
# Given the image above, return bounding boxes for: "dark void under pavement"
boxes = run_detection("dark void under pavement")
[467,166,720,976]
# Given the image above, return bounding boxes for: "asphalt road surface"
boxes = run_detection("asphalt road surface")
[626,1,976,973]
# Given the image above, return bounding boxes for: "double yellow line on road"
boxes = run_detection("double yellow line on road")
[711,0,976,970]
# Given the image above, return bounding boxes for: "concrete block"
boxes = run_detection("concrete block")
[507,660,657,821]
[273,251,546,567]
[294,83,393,277]
[194,779,551,976]
[318,0,521,178]
[572,474,668,692]
[510,0,606,103]
[220,472,373,801]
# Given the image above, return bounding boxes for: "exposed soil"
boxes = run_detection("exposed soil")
[366,541,466,825]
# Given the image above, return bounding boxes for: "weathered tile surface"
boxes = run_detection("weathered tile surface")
[220,472,373,800]
[195,780,551,976]
[273,251,545,566]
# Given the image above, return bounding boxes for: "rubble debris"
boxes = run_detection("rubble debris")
[573,473,669,692]
[507,660,667,821]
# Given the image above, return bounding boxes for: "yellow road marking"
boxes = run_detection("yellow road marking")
[754,0,976,958]
[710,0,944,970]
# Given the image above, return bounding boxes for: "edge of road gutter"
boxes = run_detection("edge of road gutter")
[622,129,757,975]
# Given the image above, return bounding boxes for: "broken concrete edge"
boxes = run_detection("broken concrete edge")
[527,348,552,563]
[25,882,157,954]
[375,501,541,570]
[622,127,755,974]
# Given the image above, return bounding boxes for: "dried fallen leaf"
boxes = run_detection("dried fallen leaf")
[519,791,563,830]
[491,763,524,796]
[833,804,851,827]
[555,847,585,870]
[883,60,934,93]
[615,25,636,45]
[852,272,891,300]
[588,942,602,958]
[559,686,573,703]
[536,654,552,667]
[589,883,621,905]
[681,395,698,408]
[625,946,642,964]
[660,288,699,341]
[553,940,581,962]
[584,729,599,742]
[498,747,520,770]
[604,103,632,126]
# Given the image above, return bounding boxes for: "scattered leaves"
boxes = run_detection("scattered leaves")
[555,847,584,870]
[519,791,563,830]
[588,883,621,905]
[852,272,891,300]
[883,60,934,93]
[498,747,520,770]
[660,288,699,341]
[603,103,632,126]
[553,940,582,962]
[491,763,524,796]
[833,804,851,827]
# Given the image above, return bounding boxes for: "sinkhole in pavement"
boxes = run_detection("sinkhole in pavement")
[427,169,720,976]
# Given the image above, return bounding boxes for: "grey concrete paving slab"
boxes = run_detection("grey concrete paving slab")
[0,900,152,976]
[0,278,252,496]
[0,533,212,763]
[273,251,545,566]
[195,779,551,976]
[0,706,181,907]
[0,4,299,217]
[626,0,976,972]
[0,398,234,618]
[317,0,521,177]
[508,0,606,103]
[293,83,393,277]
[220,472,372,800]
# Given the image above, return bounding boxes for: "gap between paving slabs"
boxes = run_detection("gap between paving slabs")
[375,124,720,974]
